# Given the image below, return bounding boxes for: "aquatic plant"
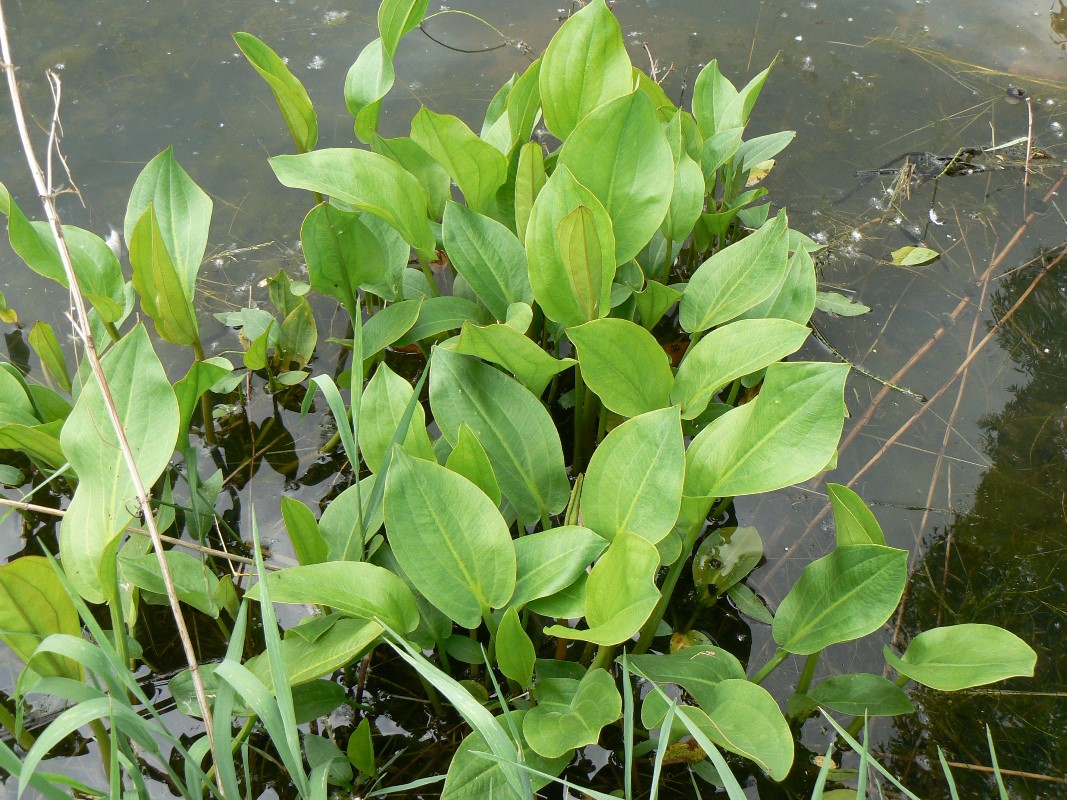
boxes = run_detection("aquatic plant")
[0,0,1038,796]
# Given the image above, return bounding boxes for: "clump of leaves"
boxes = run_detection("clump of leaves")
[0,0,1037,797]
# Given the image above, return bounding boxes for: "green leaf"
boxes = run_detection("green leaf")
[568,318,673,417]
[544,530,660,645]
[173,357,230,437]
[510,526,607,609]
[347,717,376,776]
[672,318,810,419]
[411,108,507,215]
[685,361,848,498]
[378,0,429,56]
[442,709,569,799]
[362,298,423,360]
[700,127,744,177]
[497,607,536,686]
[371,135,452,221]
[119,550,221,617]
[0,420,66,470]
[514,142,546,243]
[773,544,908,654]
[301,204,402,311]
[736,131,796,173]
[277,300,317,369]
[740,246,818,325]
[0,556,81,680]
[679,210,789,333]
[384,449,516,627]
[124,147,212,300]
[397,295,491,345]
[270,149,435,258]
[884,624,1037,691]
[679,680,793,780]
[0,365,38,427]
[360,363,434,472]
[430,349,569,526]
[523,670,622,758]
[345,38,394,143]
[444,423,501,506]
[692,60,737,138]
[727,583,773,625]
[692,526,763,600]
[129,204,199,346]
[526,166,616,328]
[246,562,419,633]
[804,673,914,716]
[59,325,178,602]
[233,32,317,152]
[442,201,532,320]
[538,0,632,140]
[320,476,383,562]
[454,321,575,396]
[248,617,384,689]
[558,91,674,265]
[305,733,353,787]
[0,288,15,324]
[280,496,327,566]
[628,644,745,724]
[28,322,71,393]
[891,245,939,267]
[635,281,682,331]
[815,290,870,317]
[826,483,885,547]
[582,407,683,543]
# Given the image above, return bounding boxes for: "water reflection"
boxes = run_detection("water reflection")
[882,245,1067,797]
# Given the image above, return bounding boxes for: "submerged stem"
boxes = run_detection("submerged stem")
[750,648,789,685]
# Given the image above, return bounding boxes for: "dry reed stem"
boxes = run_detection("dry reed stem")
[0,0,220,772]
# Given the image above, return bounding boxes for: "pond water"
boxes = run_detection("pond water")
[1,0,1065,797]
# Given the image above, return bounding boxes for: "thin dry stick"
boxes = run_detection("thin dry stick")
[0,497,275,571]
[890,272,988,649]
[0,0,220,770]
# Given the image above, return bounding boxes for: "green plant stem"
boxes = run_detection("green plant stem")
[590,644,615,672]
[415,671,447,719]
[633,518,703,655]
[796,652,819,695]
[88,718,112,784]
[0,700,33,749]
[725,378,741,407]
[573,367,587,470]
[103,320,121,343]
[190,338,218,447]
[662,237,674,282]
[750,648,789,685]
[634,496,733,655]
[417,254,441,297]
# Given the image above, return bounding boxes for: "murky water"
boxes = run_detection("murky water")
[1,0,1065,797]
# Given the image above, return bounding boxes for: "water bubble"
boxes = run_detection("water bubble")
[850,229,863,241]
[307,55,325,70]
[801,56,815,72]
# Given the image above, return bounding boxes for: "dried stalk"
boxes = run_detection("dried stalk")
[0,497,275,571]
[0,0,220,772]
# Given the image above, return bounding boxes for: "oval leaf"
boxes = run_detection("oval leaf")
[384,449,516,627]
[773,544,908,655]
[568,318,674,417]
[884,624,1037,691]
[246,562,419,633]
[430,349,569,526]
[582,407,683,543]
[538,0,632,140]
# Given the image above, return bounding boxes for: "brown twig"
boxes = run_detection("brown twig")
[0,0,220,772]
[890,271,988,648]
[0,497,276,571]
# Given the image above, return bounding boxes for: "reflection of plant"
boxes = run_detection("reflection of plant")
[0,0,1039,796]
